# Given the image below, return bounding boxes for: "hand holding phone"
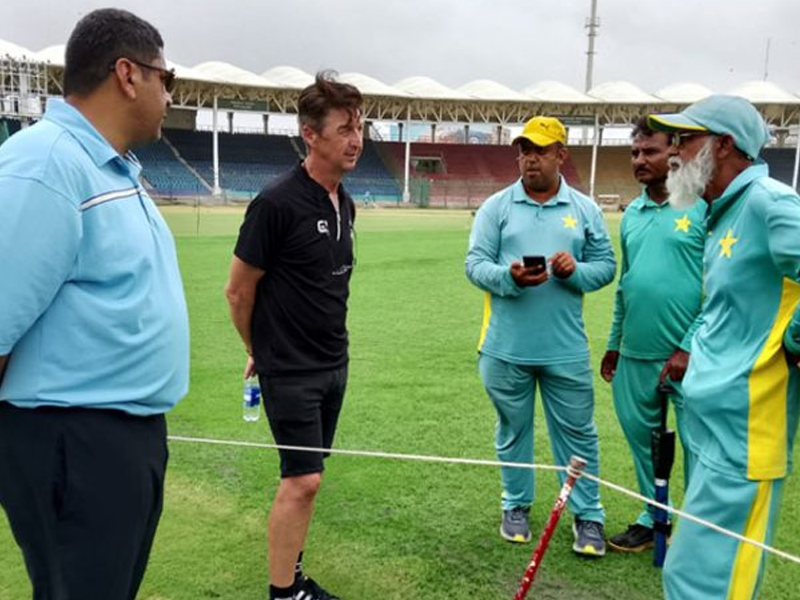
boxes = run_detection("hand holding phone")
[523,255,547,271]
[511,255,549,287]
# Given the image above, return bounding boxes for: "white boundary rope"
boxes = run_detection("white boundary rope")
[578,472,800,566]
[168,435,800,567]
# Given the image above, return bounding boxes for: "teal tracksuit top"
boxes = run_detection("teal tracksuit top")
[466,177,616,365]
[607,191,706,360]
[683,163,800,480]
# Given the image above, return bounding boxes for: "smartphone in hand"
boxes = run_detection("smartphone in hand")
[523,255,547,271]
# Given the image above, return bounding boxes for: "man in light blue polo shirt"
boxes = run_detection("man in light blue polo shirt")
[0,9,188,600]
[466,116,616,556]
[649,95,800,599]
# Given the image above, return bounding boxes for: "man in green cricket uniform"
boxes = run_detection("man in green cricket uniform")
[466,116,616,556]
[648,95,800,599]
[601,117,705,552]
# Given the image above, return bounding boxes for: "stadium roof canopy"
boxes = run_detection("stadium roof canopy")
[193,61,277,87]
[393,76,471,100]
[4,36,800,128]
[523,81,596,104]
[261,66,314,89]
[457,80,530,102]
[0,38,34,60]
[589,81,660,104]
[31,44,227,86]
[32,44,66,64]
[654,82,714,104]
[728,80,800,104]
[341,72,410,98]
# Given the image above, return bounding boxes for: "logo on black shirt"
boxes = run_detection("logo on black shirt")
[317,220,330,236]
[332,264,353,276]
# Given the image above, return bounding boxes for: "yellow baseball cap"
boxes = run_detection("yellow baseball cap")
[513,116,567,147]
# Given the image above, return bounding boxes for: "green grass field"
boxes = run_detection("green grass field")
[1,207,799,599]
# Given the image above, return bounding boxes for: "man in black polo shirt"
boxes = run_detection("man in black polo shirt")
[225,71,362,600]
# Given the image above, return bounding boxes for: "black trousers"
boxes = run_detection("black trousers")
[0,402,168,600]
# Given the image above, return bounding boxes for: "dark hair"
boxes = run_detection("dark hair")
[298,70,363,132]
[631,116,658,139]
[63,8,164,96]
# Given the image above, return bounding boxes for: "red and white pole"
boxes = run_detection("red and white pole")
[513,455,587,600]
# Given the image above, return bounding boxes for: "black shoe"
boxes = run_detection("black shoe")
[295,576,342,600]
[607,523,654,553]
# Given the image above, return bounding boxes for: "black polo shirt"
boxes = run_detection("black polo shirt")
[234,163,356,375]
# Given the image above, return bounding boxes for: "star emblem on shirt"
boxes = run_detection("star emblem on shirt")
[562,215,577,229]
[719,229,738,258]
[674,214,692,233]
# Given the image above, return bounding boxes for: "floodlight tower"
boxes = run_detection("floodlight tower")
[584,0,600,198]
[584,0,600,93]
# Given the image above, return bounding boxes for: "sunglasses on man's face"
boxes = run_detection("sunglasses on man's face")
[109,58,177,93]
[670,131,709,148]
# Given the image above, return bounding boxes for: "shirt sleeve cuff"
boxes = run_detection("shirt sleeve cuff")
[503,270,523,297]
[556,267,583,292]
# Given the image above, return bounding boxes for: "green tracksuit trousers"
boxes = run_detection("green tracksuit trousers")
[612,355,695,528]
[479,353,604,523]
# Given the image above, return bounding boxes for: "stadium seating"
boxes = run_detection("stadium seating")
[134,130,800,207]
[379,141,512,181]
[0,118,22,140]
[377,140,584,207]
[573,146,800,206]
[570,146,640,204]
[164,129,303,194]
[136,139,208,196]
[762,148,797,187]
[344,140,401,201]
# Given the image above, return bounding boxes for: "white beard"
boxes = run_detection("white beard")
[666,138,716,210]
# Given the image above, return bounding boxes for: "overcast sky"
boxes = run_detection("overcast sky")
[3,0,800,94]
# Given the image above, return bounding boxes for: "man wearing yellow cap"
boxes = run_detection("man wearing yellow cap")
[648,95,800,599]
[466,116,616,556]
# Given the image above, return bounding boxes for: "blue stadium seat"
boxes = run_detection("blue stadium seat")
[136,139,208,196]
[762,148,797,187]
[165,129,303,193]
[161,130,401,199]
[344,140,401,201]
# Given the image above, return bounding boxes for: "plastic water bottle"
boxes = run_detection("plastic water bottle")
[242,376,261,422]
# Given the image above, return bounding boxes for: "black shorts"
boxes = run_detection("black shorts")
[259,366,347,477]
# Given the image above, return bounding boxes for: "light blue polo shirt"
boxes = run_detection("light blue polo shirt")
[0,99,189,416]
[466,177,616,364]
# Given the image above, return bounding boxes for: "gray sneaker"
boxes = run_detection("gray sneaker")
[500,506,531,543]
[572,518,606,557]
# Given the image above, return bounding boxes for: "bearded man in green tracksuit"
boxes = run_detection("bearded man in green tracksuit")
[649,95,800,600]
[601,117,705,552]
